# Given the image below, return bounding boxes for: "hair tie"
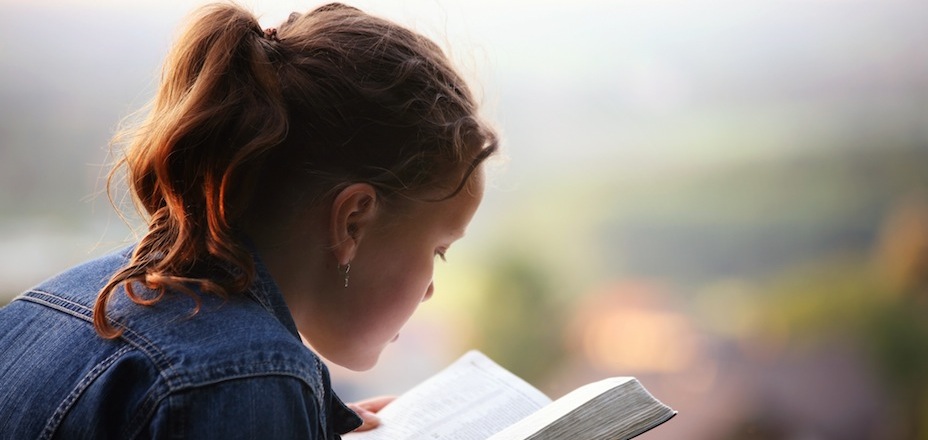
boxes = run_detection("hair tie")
[263,28,279,42]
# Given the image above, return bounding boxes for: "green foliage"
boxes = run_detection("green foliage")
[862,298,928,395]
[469,254,567,386]
[758,259,928,437]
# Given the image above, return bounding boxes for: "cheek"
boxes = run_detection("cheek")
[382,254,435,308]
[371,243,435,295]
[354,247,435,328]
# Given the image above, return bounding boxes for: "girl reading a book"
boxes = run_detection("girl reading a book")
[0,3,496,438]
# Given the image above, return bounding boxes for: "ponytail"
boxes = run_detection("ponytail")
[95,4,287,338]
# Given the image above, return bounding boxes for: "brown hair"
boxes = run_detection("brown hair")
[94,2,498,338]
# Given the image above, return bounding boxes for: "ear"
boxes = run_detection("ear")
[329,183,379,266]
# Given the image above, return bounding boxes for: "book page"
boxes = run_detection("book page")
[344,351,552,440]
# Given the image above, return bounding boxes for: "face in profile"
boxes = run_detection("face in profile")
[319,172,486,370]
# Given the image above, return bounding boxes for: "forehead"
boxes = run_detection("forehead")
[442,182,483,236]
[388,175,484,236]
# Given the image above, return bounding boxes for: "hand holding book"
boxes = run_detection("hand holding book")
[347,396,395,432]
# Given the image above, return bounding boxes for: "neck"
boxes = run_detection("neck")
[244,212,333,339]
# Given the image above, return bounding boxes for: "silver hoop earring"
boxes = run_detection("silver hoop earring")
[340,263,351,288]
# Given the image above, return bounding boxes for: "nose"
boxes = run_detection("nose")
[422,282,435,302]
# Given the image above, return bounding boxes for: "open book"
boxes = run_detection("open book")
[343,350,676,440]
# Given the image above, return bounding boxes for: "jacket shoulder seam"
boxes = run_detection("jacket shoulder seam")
[18,290,176,375]
[36,345,136,440]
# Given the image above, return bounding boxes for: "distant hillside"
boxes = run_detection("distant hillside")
[598,146,928,284]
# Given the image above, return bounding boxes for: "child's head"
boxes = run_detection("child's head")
[96,2,498,368]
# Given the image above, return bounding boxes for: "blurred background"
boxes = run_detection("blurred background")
[2,0,928,438]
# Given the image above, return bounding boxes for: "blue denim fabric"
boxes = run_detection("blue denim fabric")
[0,245,362,439]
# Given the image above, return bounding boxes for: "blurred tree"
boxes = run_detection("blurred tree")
[868,193,928,439]
[754,191,928,439]
[863,298,928,440]
[469,254,567,386]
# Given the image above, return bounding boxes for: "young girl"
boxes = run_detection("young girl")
[0,2,497,438]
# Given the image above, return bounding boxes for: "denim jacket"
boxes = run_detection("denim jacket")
[0,245,362,439]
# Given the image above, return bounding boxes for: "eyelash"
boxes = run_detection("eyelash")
[436,250,447,262]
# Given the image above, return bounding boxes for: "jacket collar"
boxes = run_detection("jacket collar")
[245,238,364,435]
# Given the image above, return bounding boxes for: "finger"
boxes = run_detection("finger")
[353,395,396,413]
[347,404,381,432]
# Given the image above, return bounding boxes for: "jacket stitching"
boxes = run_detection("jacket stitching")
[19,291,176,375]
[36,345,134,440]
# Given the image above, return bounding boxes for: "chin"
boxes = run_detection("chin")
[330,348,382,372]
